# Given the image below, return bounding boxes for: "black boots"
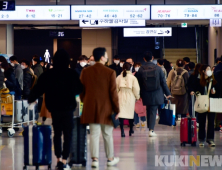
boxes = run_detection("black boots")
[121,129,125,137]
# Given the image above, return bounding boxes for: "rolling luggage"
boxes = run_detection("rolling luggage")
[69,117,87,167]
[180,95,197,147]
[23,108,52,170]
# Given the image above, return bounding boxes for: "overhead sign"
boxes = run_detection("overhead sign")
[181,23,187,27]
[0,6,70,20]
[151,5,222,20]
[0,1,15,11]
[71,5,150,20]
[210,19,221,27]
[79,19,145,27]
[124,27,172,37]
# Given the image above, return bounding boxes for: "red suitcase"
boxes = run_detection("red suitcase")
[180,95,197,147]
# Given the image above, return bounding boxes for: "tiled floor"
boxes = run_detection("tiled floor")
[1,120,222,170]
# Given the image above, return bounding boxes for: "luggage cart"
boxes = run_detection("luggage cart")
[0,92,36,137]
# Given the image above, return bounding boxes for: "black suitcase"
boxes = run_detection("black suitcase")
[69,117,87,167]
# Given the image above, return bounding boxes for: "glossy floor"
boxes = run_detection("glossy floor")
[0,120,222,170]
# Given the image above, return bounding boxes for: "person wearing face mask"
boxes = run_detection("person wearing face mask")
[9,56,23,99]
[167,59,189,122]
[75,55,88,76]
[109,55,121,77]
[32,55,43,79]
[20,59,32,99]
[1,61,21,100]
[126,58,135,73]
[88,55,96,66]
[119,60,125,68]
[189,65,217,147]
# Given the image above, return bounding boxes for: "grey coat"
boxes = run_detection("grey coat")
[14,64,23,90]
[136,62,171,106]
[33,64,43,78]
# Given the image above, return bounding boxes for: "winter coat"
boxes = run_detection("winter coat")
[14,64,23,90]
[33,64,43,78]
[23,68,32,98]
[159,65,167,79]
[0,69,4,89]
[116,71,140,119]
[167,68,189,115]
[214,70,222,98]
[136,62,171,106]
[80,63,120,126]
[75,63,85,76]
[109,63,122,77]
[28,68,83,113]
[214,62,222,74]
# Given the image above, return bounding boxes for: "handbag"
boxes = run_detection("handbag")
[194,81,212,113]
[210,81,222,113]
[159,100,175,126]
[135,98,146,117]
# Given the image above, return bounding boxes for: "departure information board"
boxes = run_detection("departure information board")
[0,5,70,20]
[151,5,222,20]
[71,5,150,20]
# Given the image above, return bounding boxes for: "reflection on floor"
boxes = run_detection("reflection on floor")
[0,120,222,170]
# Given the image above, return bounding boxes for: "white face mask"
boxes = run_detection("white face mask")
[120,63,124,68]
[89,61,95,66]
[21,65,26,69]
[1,68,4,73]
[206,70,213,77]
[10,63,15,67]
[80,62,87,67]
[135,67,140,72]
[114,60,120,65]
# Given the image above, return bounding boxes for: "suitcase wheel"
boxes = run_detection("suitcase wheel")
[23,166,27,170]
[48,165,51,170]
[180,143,186,147]
[191,142,196,147]
[36,166,39,170]
[8,131,15,138]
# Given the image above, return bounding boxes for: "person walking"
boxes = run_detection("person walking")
[20,59,32,99]
[32,55,43,78]
[28,49,83,170]
[183,57,190,71]
[157,59,167,79]
[75,55,88,76]
[136,51,171,137]
[189,65,217,147]
[80,47,120,168]
[167,59,189,121]
[116,62,140,137]
[109,55,121,77]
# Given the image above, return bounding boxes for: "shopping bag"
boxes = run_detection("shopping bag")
[210,98,222,113]
[159,100,175,126]
[135,98,146,117]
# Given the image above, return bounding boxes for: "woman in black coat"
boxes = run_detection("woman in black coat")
[1,62,21,100]
[21,60,32,99]
[189,64,217,147]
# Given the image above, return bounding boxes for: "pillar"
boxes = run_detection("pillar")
[208,26,217,66]
[0,25,7,54]
[6,24,14,54]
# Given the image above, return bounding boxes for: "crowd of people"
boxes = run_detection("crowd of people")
[1,49,222,170]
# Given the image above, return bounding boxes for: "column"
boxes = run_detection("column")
[0,25,7,54]
[6,24,14,55]
[208,26,217,66]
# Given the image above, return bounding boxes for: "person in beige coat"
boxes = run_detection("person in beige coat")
[116,62,140,137]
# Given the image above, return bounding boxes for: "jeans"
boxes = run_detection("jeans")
[146,105,158,130]
[198,112,215,141]
[51,110,74,160]
[134,112,146,124]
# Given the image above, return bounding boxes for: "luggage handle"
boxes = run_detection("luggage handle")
[191,95,195,118]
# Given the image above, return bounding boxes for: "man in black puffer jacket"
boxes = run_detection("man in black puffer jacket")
[28,49,83,170]
[21,59,32,99]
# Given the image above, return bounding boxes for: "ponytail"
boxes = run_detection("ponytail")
[123,69,127,77]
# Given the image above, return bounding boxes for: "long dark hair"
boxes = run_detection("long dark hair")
[192,63,202,76]
[1,62,10,72]
[122,62,131,77]
[199,64,217,87]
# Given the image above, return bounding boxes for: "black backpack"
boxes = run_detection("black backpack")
[142,65,160,91]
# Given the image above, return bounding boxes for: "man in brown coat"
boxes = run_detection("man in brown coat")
[80,47,120,168]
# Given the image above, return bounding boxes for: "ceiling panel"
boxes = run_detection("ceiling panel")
[138,0,164,4]
[58,0,85,5]
[16,0,56,5]
[166,0,216,4]
[86,0,135,5]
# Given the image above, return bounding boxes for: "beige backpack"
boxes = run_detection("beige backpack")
[171,70,187,95]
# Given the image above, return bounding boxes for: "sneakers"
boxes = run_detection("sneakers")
[136,123,140,128]
[149,131,157,137]
[91,160,99,168]
[63,164,71,170]
[207,140,216,147]
[199,142,204,147]
[141,122,146,128]
[107,157,120,166]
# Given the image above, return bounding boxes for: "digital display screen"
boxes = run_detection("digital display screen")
[0,1,15,11]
